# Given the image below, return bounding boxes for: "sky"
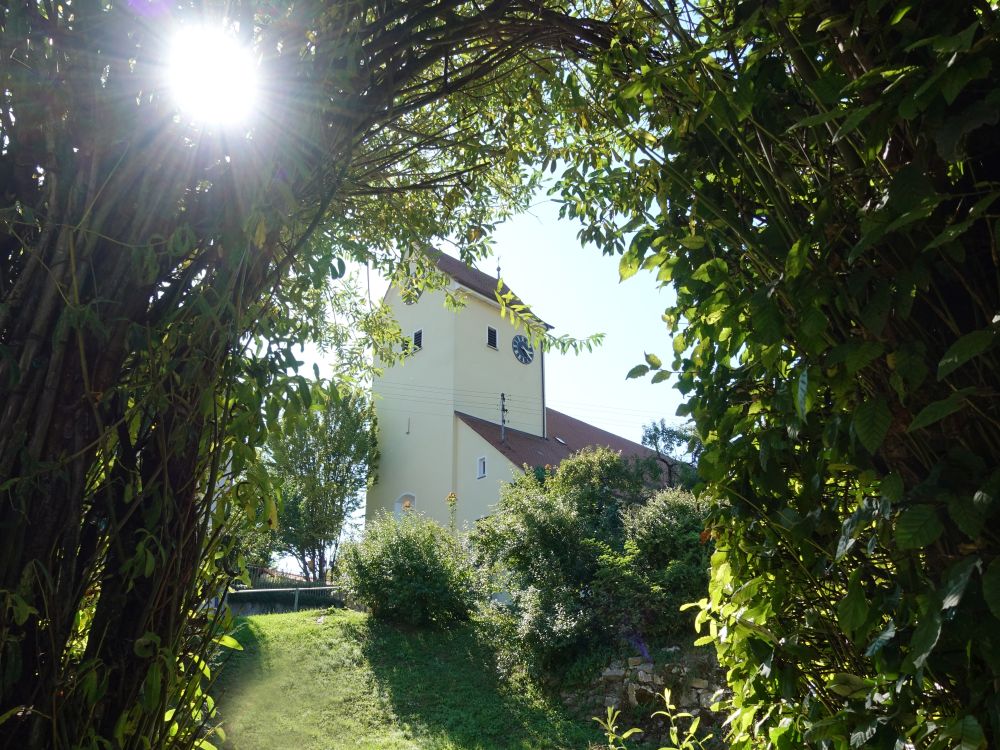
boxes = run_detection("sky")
[486,197,683,445]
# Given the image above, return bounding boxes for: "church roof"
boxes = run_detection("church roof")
[455,407,659,470]
[434,253,551,329]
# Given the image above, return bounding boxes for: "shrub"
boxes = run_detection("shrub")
[340,512,480,627]
[472,448,708,676]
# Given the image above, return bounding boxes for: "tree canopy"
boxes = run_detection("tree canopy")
[549,0,1000,747]
[266,383,378,582]
[0,0,622,746]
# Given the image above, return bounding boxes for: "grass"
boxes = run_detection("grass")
[213,608,604,750]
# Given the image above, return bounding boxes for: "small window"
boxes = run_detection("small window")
[395,493,416,518]
[412,329,423,351]
[476,456,487,479]
[486,326,498,349]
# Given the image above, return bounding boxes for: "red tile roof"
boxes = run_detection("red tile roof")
[455,408,660,470]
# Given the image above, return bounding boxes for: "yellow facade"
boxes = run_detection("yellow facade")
[366,276,545,529]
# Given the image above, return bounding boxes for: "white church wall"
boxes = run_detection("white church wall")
[451,290,544,436]
[366,285,458,525]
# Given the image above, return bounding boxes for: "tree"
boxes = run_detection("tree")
[552,1,1000,747]
[267,384,378,582]
[0,2,624,746]
[641,419,702,489]
[472,447,707,676]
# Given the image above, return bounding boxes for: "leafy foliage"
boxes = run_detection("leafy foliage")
[339,513,481,627]
[641,419,702,489]
[0,0,622,745]
[553,0,1000,747]
[472,448,707,676]
[264,382,378,582]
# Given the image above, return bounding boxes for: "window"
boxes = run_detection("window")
[412,329,423,351]
[476,456,487,479]
[394,493,416,518]
[486,326,498,349]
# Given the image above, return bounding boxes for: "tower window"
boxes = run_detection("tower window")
[476,456,487,479]
[486,326,498,349]
[412,329,423,351]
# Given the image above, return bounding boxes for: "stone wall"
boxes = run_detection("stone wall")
[562,649,727,747]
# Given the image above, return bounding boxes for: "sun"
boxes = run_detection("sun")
[167,26,258,126]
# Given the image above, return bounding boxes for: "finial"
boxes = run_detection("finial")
[496,258,501,280]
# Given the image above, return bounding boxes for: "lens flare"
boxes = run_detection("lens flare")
[168,26,258,126]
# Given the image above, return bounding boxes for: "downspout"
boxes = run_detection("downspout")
[540,346,547,438]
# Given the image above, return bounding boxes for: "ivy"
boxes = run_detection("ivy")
[553,0,1000,747]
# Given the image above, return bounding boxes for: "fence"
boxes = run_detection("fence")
[244,564,329,588]
[226,565,345,614]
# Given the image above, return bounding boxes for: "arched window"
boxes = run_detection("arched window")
[394,493,416,519]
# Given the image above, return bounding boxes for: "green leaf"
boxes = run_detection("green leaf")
[678,235,706,250]
[846,341,884,375]
[853,399,892,453]
[903,607,941,671]
[939,557,979,610]
[619,250,640,281]
[214,634,244,651]
[983,558,1000,621]
[889,4,912,24]
[940,715,986,750]
[691,258,725,282]
[651,370,671,384]
[645,352,662,369]
[908,388,977,431]
[865,621,896,657]
[881,473,904,503]
[794,370,810,421]
[937,330,995,380]
[626,364,650,380]
[948,494,986,539]
[828,672,868,698]
[895,504,943,549]
[838,573,868,635]
[784,239,808,279]
[832,101,882,142]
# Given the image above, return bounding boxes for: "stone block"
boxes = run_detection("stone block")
[627,656,643,667]
[689,677,709,689]
[634,685,659,705]
[700,690,716,708]
[637,662,655,673]
[604,694,620,707]
[601,666,626,680]
[637,670,652,683]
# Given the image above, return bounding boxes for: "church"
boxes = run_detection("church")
[365,253,658,529]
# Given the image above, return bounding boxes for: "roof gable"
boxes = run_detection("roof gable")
[434,252,551,329]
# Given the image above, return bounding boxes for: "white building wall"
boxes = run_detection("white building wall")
[366,275,545,528]
[366,285,458,525]
[453,420,522,527]
[451,289,544,436]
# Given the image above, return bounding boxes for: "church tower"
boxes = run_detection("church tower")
[365,254,547,528]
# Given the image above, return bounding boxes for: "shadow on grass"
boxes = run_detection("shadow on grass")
[355,617,599,750]
[212,618,268,698]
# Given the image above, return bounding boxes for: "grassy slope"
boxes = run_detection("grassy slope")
[214,609,603,750]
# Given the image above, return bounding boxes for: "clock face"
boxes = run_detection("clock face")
[512,334,534,365]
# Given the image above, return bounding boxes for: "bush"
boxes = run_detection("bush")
[340,512,480,627]
[472,448,709,676]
